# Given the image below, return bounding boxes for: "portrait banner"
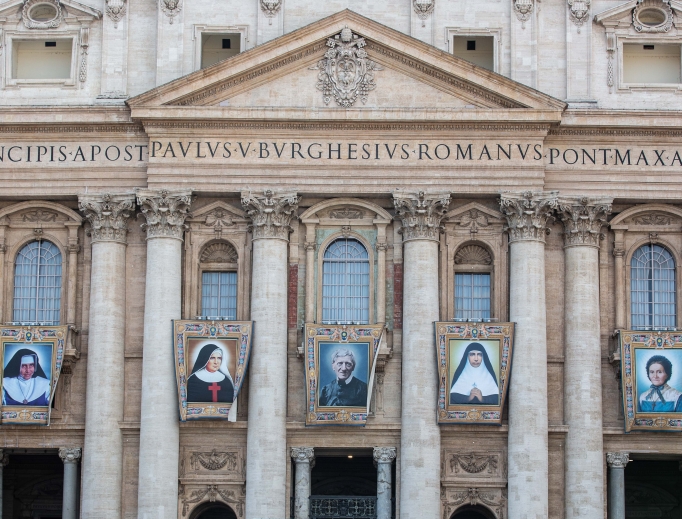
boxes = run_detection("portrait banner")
[0,325,69,426]
[435,322,515,425]
[304,324,384,426]
[173,320,254,422]
[619,330,682,432]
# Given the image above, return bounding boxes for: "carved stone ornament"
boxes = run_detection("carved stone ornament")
[310,27,383,108]
[260,0,281,25]
[449,453,498,474]
[633,0,674,32]
[22,0,62,29]
[568,0,591,30]
[190,450,237,471]
[200,242,238,264]
[373,447,396,464]
[105,0,126,28]
[499,191,558,243]
[79,193,135,244]
[22,210,58,223]
[633,213,674,225]
[413,0,435,26]
[137,189,193,240]
[394,191,451,242]
[442,487,507,519]
[181,485,244,517]
[160,0,182,24]
[58,448,82,463]
[458,209,490,236]
[514,0,534,27]
[291,447,315,463]
[454,245,492,265]
[329,208,364,219]
[557,196,612,248]
[241,190,300,241]
[606,452,629,468]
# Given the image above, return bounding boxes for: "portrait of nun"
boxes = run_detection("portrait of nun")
[187,344,234,403]
[2,348,51,406]
[450,342,499,405]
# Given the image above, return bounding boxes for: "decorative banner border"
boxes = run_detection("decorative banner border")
[304,324,384,426]
[0,325,68,426]
[173,320,253,422]
[435,322,515,425]
[619,330,682,432]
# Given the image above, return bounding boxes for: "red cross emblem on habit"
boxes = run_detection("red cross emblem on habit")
[208,382,221,402]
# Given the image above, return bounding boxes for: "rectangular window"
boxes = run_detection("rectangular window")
[623,43,681,84]
[452,36,494,71]
[201,271,237,319]
[455,273,491,320]
[201,33,241,69]
[11,39,73,80]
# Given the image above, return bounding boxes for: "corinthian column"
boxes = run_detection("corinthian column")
[558,197,612,519]
[242,190,300,519]
[79,193,135,519]
[606,452,628,519]
[290,447,314,519]
[393,191,450,519]
[136,189,192,519]
[500,191,558,519]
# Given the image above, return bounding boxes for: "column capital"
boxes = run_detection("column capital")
[79,193,136,244]
[393,191,451,242]
[499,191,558,244]
[557,196,613,248]
[136,189,193,240]
[373,446,396,463]
[606,452,629,468]
[290,447,314,463]
[59,448,82,463]
[241,190,300,241]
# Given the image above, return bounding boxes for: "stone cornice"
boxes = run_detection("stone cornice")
[373,447,397,463]
[499,191,558,243]
[137,189,193,240]
[557,196,612,248]
[393,191,451,242]
[241,190,300,241]
[606,452,629,468]
[79,193,136,244]
[0,124,144,134]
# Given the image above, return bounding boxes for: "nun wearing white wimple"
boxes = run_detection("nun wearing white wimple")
[450,342,499,405]
[2,348,51,406]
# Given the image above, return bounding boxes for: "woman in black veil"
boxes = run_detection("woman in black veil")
[450,342,499,405]
[187,344,234,403]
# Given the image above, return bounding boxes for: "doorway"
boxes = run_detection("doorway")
[451,505,497,519]
[2,453,66,518]
[189,502,238,519]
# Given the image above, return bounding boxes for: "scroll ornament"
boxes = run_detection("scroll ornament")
[311,27,383,108]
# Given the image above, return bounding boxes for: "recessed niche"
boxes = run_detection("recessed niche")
[623,43,681,84]
[201,33,241,69]
[452,36,495,71]
[11,39,73,80]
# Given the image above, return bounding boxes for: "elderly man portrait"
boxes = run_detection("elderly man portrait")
[2,348,51,406]
[319,348,368,407]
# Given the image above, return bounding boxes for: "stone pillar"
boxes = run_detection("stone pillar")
[78,193,135,519]
[242,190,300,519]
[393,192,450,519]
[606,452,629,519]
[566,0,593,105]
[375,222,388,324]
[304,238,316,323]
[0,449,8,518]
[373,447,396,519]
[156,0,184,85]
[290,447,314,519]
[136,189,192,519]
[612,230,626,330]
[500,191,558,519]
[558,197,612,519]
[59,448,82,519]
[510,0,538,87]
[98,0,129,101]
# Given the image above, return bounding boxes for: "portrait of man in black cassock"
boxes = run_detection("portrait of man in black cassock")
[187,343,234,403]
[2,347,51,406]
[318,347,368,407]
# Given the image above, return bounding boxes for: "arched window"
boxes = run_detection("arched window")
[631,244,676,330]
[322,238,370,324]
[200,242,238,320]
[13,240,62,325]
[454,244,493,320]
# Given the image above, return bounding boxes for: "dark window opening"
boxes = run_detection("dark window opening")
[450,505,496,519]
[3,453,67,519]
[190,502,237,519]
[222,39,231,49]
[466,40,476,51]
[452,36,494,71]
[200,33,241,69]
[644,45,655,50]
[44,41,56,47]
[624,459,682,519]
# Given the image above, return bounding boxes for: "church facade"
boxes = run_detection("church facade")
[0,1,682,518]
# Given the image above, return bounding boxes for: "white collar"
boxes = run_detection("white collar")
[337,375,354,385]
[192,368,226,383]
[451,361,498,397]
[3,376,50,403]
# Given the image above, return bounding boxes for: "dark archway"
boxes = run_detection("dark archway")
[451,505,497,519]
[189,502,238,519]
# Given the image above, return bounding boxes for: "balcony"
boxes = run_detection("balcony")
[309,496,377,519]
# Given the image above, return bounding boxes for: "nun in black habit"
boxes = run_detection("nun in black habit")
[450,342,499,405]
[2,348,51,406]
[187,344,235,403]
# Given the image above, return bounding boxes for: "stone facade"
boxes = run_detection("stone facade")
[0,2,682,519]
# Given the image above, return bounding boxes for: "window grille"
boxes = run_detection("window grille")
[201,271,237,319]
[454,272,491,320]
[13,240,62,325]
[631,244,676,329]
[322,238,370,324]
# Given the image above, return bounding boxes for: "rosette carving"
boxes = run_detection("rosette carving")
[557,196,612,248]
[137,189,193,240]
[79,193,135,244]
[241,190,300,241]
[499,191,558,243]
[393,191,451,242]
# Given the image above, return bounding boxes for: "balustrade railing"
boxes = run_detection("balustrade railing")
[309,496,377,519]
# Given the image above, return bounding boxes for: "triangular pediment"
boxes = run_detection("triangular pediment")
[594,0,682,28]
[128,10,565,115]
[0,0,101,21]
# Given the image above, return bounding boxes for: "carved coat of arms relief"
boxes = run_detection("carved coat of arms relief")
[311,27,383,108]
